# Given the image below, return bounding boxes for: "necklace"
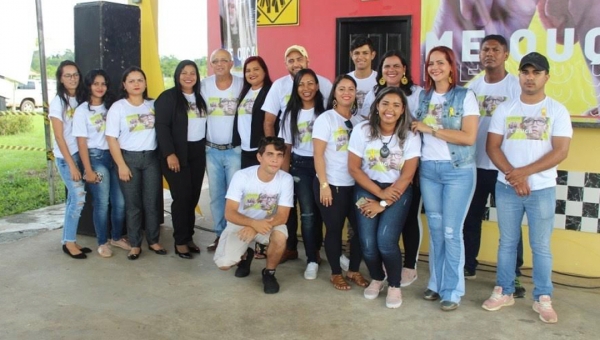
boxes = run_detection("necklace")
[380,133,394,158]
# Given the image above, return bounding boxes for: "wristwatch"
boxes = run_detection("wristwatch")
[321,182,329,189]
[379,200,388,208]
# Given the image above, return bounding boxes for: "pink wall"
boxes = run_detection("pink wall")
[208,0,422,81]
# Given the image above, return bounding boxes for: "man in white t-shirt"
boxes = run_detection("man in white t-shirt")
[261,45,332,262]
[347,35,377,112]
[482,52,572,324]
[214,137,294,294]
[201,49,244,252]
[463,35,526,297]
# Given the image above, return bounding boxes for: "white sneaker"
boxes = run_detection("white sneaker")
[386,287,403,308]
[364,280,384,300]
[340,255,350,272]
[400,267,418,287]
[304,262,319,280]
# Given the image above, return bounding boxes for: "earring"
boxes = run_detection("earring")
[379,77,386,86]
[333,99,338,109]
[401,73,408,85]
[448,74,453,84]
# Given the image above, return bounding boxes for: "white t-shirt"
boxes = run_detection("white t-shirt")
[278,108,317,157]
[488,96,573,190]
[358,85,423,124]
[200,75,243,144]
[105,99,157,151]
[237,88,260,151]
[183,92,207,142]
[312,109,355,186]
[467,74,520,170]
[348,121,421,183]
[49,95,79,158]
[72,102,109,150]
[421,90,480,161]
[226,166,294,220]
[261,74,332,117]
[348,70,377,111]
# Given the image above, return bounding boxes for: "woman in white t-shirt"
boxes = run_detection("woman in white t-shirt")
[313,75,368,291]
[73,69,129,258]
[155,60,208,259]
[348,87,420,308]
[49,60,87,259]
[278,69,325,280]
[106,66,165,260]
[411,46,479,311]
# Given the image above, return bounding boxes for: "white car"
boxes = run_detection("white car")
[4,79,56,112]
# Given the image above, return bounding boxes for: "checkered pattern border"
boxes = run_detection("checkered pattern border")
[483,171,600,233]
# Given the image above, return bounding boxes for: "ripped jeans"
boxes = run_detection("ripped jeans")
[420,160,475,304]
[56,153,86,244]
[290,154,323,263]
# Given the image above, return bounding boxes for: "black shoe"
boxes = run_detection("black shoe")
[148,245,167,255]
[79,247,92,254]
[235,248,254,278]
[207,237,220,252]
[514,278,526,298]
[187,242,201,254]
[128,248,142,260]
[464,268,476,280]
[423,289,440,301]
[262,268,280,294]
[62,245,87,259]
[175,246,192,259]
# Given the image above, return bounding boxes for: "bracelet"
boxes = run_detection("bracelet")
[320,182,329,189]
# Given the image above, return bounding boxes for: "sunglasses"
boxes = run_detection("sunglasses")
[344,120,353,136]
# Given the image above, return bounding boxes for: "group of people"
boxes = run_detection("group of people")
[51,33,571,324]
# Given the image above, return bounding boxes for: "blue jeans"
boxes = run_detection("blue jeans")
[355,182,413,287]
[290,154,323,263]
[86,149,125,245]
[420,160,475,303]
[56,153,86,244]
[206,146,241,236]
[495,182,555,300]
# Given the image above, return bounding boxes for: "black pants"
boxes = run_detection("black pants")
[402,180,421,269]
[161,140,206,245]
[241,149,259,169]
[313,178,362,275]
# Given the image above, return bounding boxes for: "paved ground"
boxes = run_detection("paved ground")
[1,188,599,340]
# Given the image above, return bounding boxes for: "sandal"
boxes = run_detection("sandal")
[330,274,351,291]
[346,271,369,288]
[254,243,267,259]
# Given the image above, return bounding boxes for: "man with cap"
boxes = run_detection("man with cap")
[261,45,332,263]
[462,35,526,298]
[482,52,572,324]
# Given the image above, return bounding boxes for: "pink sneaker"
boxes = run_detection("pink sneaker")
[110,238,132,251]
[400,267,417,287]
[482,286,515,311]
[533,295,558,324]
[386,287,402,308]
[97,244,113,258]
[364,280,384,300]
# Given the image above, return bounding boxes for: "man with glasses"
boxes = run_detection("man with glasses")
[483,52,572,324]
[214,137,293,294]
[201,49,244,252]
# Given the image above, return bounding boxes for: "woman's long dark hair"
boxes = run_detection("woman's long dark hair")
[367,86,412,148]
[280,69,325,148]
[373,50,415,97]
[173,60,207,117]
[55,60,85,113]
[119,66,151,100]
[237,56,273,105]
[83,69,115,111]
[326,74,358,114]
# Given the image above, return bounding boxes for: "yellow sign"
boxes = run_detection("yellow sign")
[257,0,298,26]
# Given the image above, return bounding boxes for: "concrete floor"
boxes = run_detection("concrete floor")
[1,189,599,340]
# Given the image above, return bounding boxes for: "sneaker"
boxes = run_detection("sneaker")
[386,287,403,308]
[441,300,459,311]
[262,269,280,294]
[235,248,254,278]
[364,280,384,300]
[482,286,515,311]
[97,244,112,258]
[340,254,350,272]
[514,278,526,298]
[423,289,440,301]
[110,238,131,251]
[304,262,319,280]
[533,295,558,324]
[464,268,476,280]
[400,267,417,287]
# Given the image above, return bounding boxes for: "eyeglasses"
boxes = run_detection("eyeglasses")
[523,118,546,126]
[63,73,80,79]
[211,59,231,65]
[344,120,353,136]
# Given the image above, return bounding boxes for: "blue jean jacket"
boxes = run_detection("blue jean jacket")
[415,86,476,168]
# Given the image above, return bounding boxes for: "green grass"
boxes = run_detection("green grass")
[0,115,65,217]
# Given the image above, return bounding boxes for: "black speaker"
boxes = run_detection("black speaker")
[74,1,141,98]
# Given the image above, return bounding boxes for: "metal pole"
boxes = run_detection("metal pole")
[35,0,55,204]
